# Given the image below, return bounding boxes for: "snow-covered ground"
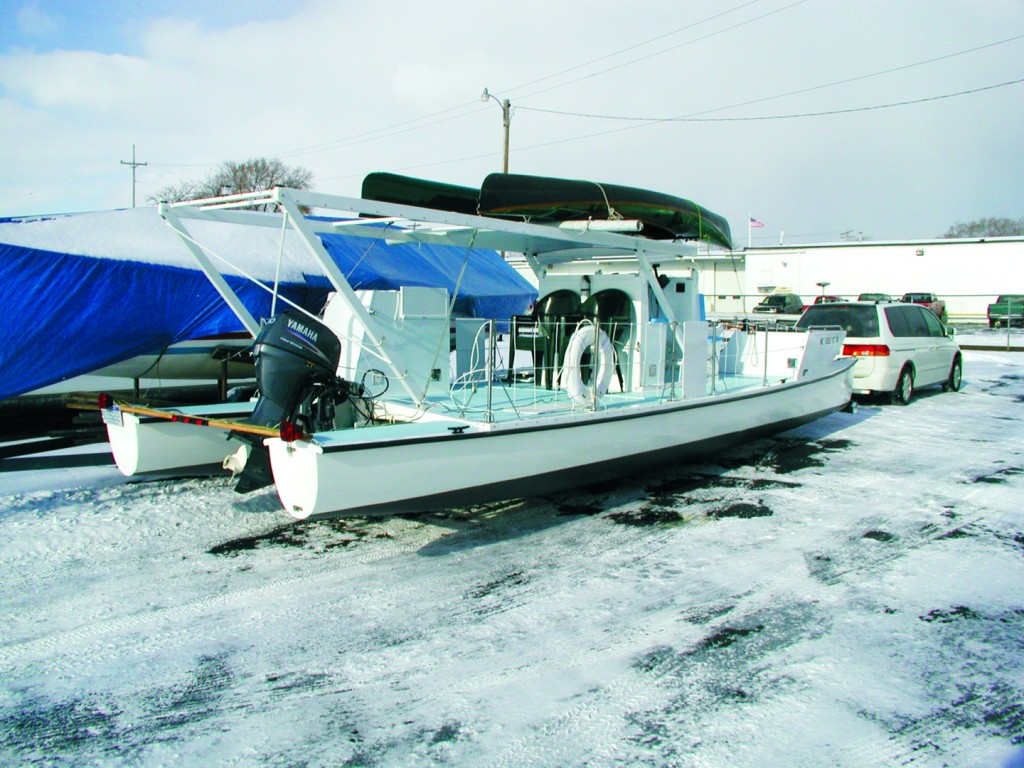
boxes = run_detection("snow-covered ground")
[1,349,1022,767]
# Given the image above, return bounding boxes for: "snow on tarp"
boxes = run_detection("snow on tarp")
[0,208,536,400]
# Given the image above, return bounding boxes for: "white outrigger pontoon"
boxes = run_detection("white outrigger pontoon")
[102,177,855,519]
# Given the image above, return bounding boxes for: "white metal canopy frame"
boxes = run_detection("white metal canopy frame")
[157,186,704,404]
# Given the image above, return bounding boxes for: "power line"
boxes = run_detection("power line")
[317,75,1024,182]
[155,3,794,167]
[68,20,1024,190]
[503,77,1024,158]
[497,0,770,97]
[517,76,1024,124]
[271,102,485,160]
[276,22,1022,167]
[262,4,780,162]
[706,31,1024,117]
[270,2,777,161]
[516,33,1024,123]
[510,0,814,102]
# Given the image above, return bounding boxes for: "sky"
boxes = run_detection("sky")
[1,0,1022,245]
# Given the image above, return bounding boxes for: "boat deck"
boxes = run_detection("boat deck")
[306,369,780,450]
[443,370,778,418]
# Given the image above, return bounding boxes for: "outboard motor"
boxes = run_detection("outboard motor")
[249,310,342,429]
[233,310,355,493]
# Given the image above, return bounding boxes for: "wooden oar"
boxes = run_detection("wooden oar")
[69,393,310,441]
[111,400,285,438]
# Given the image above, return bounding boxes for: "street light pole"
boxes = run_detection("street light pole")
[480,88,510,173]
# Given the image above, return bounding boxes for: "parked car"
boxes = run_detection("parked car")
[796,301,962,405]
[752,293,803,315]
[900,292,947,323]
[857,292,892,302]
[802,295,843,311]
[986,294,1024,328]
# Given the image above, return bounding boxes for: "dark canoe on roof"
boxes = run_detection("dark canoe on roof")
[362,172,479,216]
[361,171,733,251]
[479,173,732,250]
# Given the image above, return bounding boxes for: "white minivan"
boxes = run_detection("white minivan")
[796,301,962,404]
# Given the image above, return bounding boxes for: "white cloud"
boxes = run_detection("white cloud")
[0,0,1022,237]
[0,50,150,110]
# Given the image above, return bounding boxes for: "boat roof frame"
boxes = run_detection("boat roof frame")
[162,187,700,265]
[158,187,702,403]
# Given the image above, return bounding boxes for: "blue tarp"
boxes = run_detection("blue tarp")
[0,209,536,400]
[319,233,532,319]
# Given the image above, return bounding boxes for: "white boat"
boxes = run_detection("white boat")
[101,178,855,518]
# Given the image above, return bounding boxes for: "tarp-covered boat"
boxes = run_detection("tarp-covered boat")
[0,207,536,400]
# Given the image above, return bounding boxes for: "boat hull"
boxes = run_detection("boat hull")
[105,408,247,476]
[269,360,854,519]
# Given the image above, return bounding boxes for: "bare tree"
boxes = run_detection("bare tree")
[150,179,202,203]
[940,217,1024,238]
[150,158,314,206]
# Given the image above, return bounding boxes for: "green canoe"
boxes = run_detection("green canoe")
[361,172,732,250]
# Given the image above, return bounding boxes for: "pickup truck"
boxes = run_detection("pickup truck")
[900,292,947,323]
[987,294,1024,328]
[801,295,843,312]
[752,293,804,315]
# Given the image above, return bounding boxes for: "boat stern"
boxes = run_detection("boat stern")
[102,403,241,477]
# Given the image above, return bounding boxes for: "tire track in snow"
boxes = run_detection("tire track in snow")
[805,481,1018,587]
[482,589,822,768]
[481,488,1022,767]
[0,516,454,667]
[196,505,712,701]
[0,482,684,665]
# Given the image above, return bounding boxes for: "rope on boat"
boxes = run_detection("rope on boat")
[159,219,320,326]
[591,181,623,221]
[417,229,478,410]
[344,219,394,282]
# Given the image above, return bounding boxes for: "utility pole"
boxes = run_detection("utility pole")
[480,88,511,173]
[120,145,147,207]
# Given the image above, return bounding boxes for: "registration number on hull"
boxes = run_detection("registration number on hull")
[101,406,123,428]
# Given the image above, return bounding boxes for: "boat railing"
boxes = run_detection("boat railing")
[443,317,817,420]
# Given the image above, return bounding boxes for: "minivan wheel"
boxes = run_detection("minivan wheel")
[942,357,963,392]
[891,366,914,405]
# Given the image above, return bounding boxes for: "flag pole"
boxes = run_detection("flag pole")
[748,216,764,247]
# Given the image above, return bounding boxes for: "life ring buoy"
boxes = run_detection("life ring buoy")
[560,323,615,406]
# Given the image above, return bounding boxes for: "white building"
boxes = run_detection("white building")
[516,236,1024,322]
[698,236,1024,321]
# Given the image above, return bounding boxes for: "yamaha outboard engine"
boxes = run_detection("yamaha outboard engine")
[233,310,353,493]
[250,311,342,428]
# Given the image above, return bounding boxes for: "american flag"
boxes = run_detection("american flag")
[749,216,765,228]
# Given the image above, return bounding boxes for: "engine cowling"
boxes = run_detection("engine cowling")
[234,311,348,494]
[248,311,342,430]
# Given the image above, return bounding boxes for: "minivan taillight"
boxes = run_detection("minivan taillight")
[843,344,890,357]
